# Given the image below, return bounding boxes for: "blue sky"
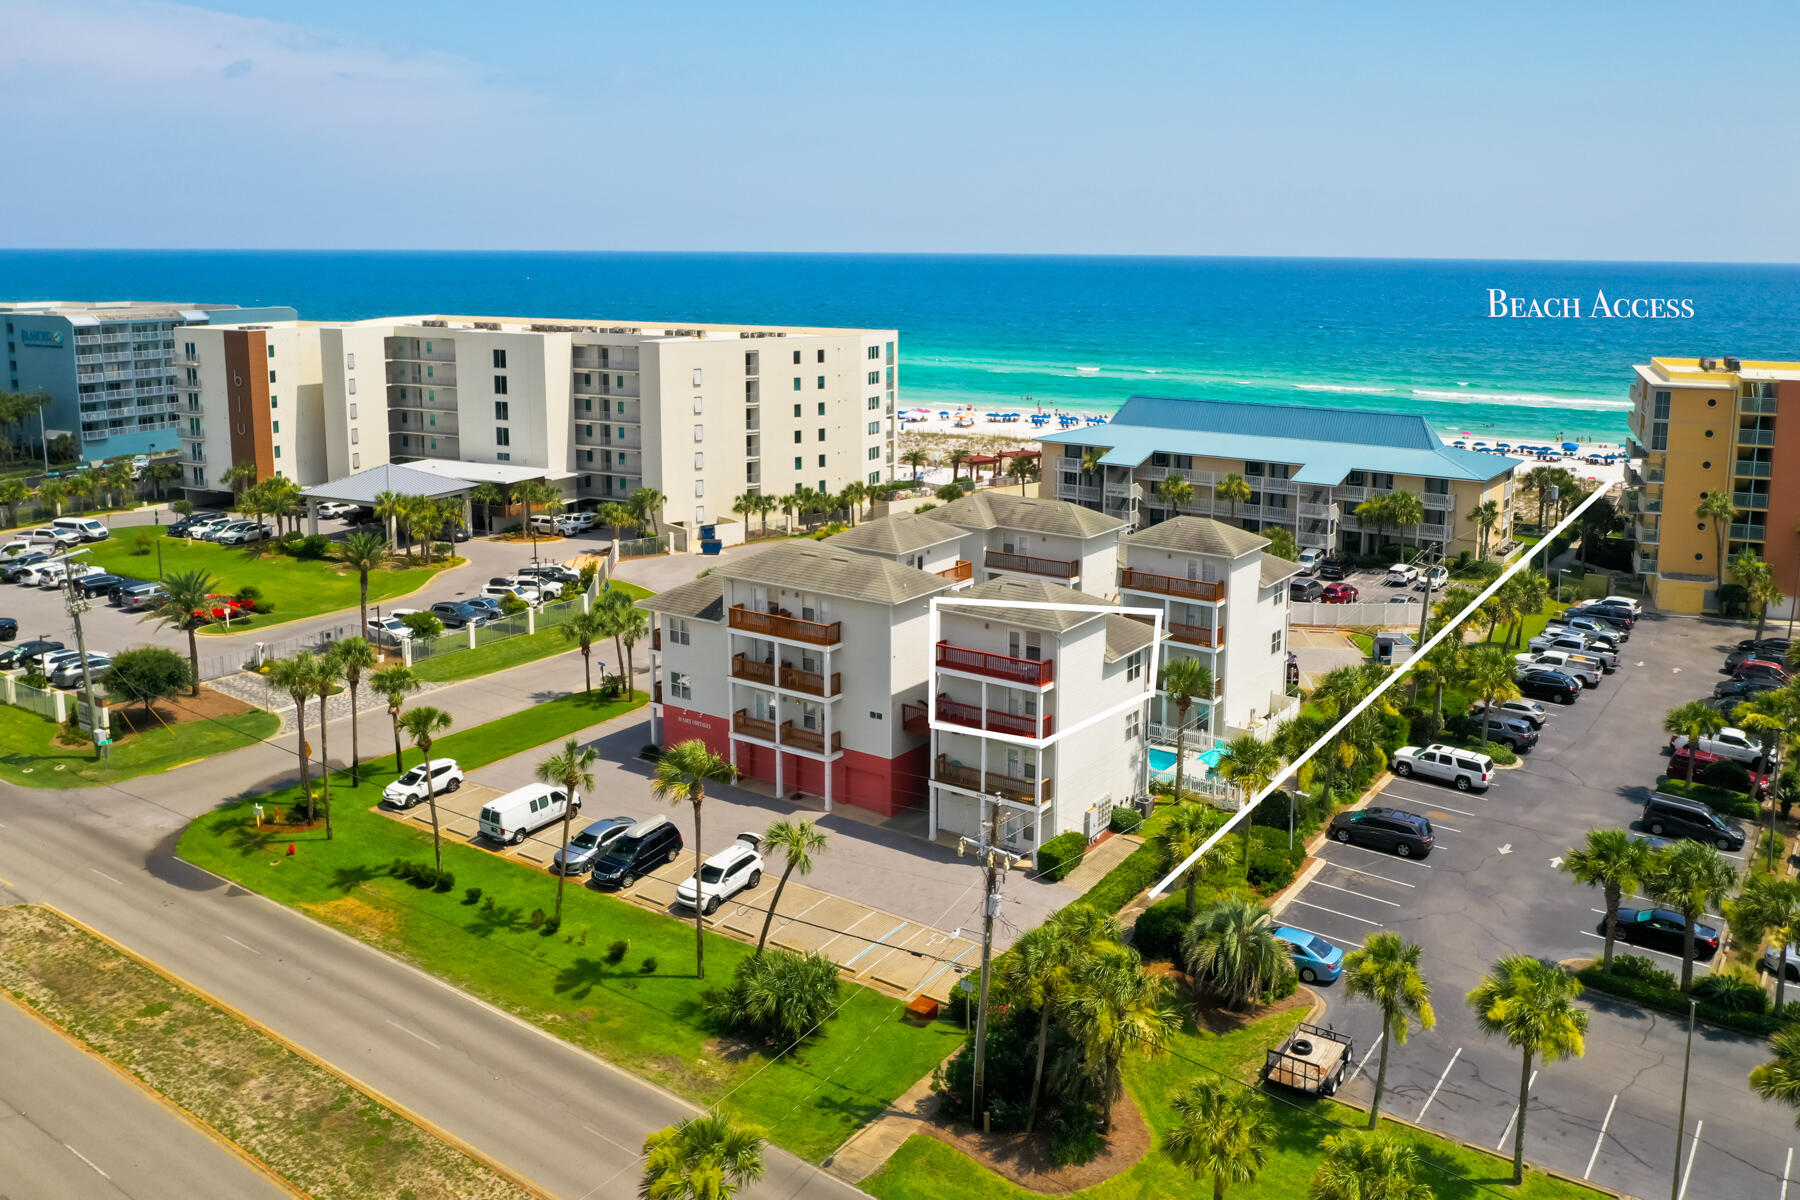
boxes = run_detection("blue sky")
[4,0,1797,259]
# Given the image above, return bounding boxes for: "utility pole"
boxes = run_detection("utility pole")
[62,551,108,761]
[961,794,1013,1128]
[1671,997,1696,1200]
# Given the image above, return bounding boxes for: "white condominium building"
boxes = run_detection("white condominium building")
[925,491,1126,596]
[174,313,900,527]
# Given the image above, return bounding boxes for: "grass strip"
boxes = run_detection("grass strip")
[413,581,653,684]
[0,703,278,789]
[0,905,540,1200]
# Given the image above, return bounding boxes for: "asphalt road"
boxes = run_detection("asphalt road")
[0,998,291,1200]
[0,763,868,1199]
[1282,612,1792,1200]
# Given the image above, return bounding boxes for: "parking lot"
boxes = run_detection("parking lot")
[1278,611,1790,1200]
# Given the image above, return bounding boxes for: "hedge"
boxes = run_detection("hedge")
[1576,963,1792,1038]
[1655,778,1762,822]
[1132,897,1190,961]
[1109,807,1144,835]
[1080,843,1163,914]
[1035,831,1088,883]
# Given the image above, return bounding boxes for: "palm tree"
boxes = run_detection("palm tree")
[1356,496,1392,555]
[1737,689,1795,861]
[598,589,634,680]
[1182,897,1295,1010]
[1663,700,1727,784]
[1009,454,1039,495]
[0,479,26,527]
[370,664,420,771]
[629,486,667,535]
[1468,955,1589,1186]
[512,479,557,559]
[408,498,445,566]
[1154,804,1233,917]
[147,459,183,500]
[731,491,757,534]
[1155,473,1194,517]
[267,653,321,816]
[1649,840,1737,992]
[900,447,930,483]
[1732,875,1800,1012]
[1163,1077,1275,1200]
[561,609,609,694]
[753,493,779,536]
[329,637,379,787]
[372,489,406,549]
[651,740,739,979]
[1561,829,1654,972]
[1521,465,1556,531]
[398,706,454,869]
[1696,491,1737,596]
[144,569,216,696]
[639,1114,765,1200]
[947,447,971,484]
[598,501,634,544]
[335,532,387,632]
[755,818,827,955]
[1061,943,1178,1132]
[537,738,600,922]
[1159,656,1215,795]
[1217,734,1282,868]
[1000,904,1119,1133]
[1463,644,1522,741]
[35,478,66,518]
[469,480,503,534]
[1217,472,1251,520]
[1751,1024,1800,1127]
[310,650,344,839]
[1468,499,1501,560]
[1264,525,1299,562]
[839,480,867,525]
[220,460,258,502]
[1342,932,1436,1128]
[1311,1132,1434,1200]
[618,605,650,697]
[1385,490,1425,549]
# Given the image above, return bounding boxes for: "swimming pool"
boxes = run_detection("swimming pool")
[1148,746,1229,774]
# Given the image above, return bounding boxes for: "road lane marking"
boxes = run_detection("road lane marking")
[1348,1031,1384,1085]
[1781,1146,1792,1200]
[1417,1047,1463,1123]
[89,868,123,886]
[64,1143,110,1180]
[1583,1093,1617,1179]
[1289,899,1382,926]
[1275,923,1358,949]
[1320,860,1417,888]
[1309,881,1401,908]
[1494,1068,1539,1150]
[1678,1119,1703,1200]
[384,1019,441,1050]
[581,1122,635,1154]
[221,935,261,956]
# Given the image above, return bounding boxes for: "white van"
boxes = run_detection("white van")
[51,517,109,543]
[478,782,581,845]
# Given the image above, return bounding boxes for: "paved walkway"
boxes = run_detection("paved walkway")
[1057,830,1141,894]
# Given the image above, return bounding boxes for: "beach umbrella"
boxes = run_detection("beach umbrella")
[1562,441,1579,452]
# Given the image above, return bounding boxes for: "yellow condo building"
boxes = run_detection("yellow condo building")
[1627,356,1800,614]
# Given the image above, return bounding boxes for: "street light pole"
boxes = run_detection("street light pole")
[961,795,1011,1129]
[62,551,107,761]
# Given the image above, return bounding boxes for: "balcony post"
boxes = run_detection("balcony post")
[822,703,834,813]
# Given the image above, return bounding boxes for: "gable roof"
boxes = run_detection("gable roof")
[1123,515,1268,559]
[941,575,1112,633]
[1103,614,1157,662]
[1259,552,1305,589]
[721,540,953,606]
[641,576,724,622]
[299,462,474,503]
[825,511,964,555]
[1038,395,1519,485]
[933,491,1124,539]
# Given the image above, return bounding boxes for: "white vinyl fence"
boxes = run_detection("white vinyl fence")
[1290,600,1422,627]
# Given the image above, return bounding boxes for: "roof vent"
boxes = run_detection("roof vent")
[1724,356,1741,371]
[1699,356,1718,371]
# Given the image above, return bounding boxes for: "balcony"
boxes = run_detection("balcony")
[728,605,842,645]
[1734,491,1770,510]
[1735,460,1774,478]
[1731,523,1768,542]
[1298,501,1340,521]
[936,641,1054,686]
[1119,567,1224,602]
[1634,552,1659,575]
[779,722,842,755]
[386,339,456,363]
[933,755,1051,804]
[937,559,973,582]
[901,701,929,735]
[1738,428,1776,446]
[932,695,1053,738]
[984,548,1078,580]
[732,710,776,741]
[652,628,661,651]
[730,653,776,686]
[1742,396,1780,415]
[1633,522,1660,545]
[386,363,458,387]
[780,665,842,697]
[1125,611,1222,648]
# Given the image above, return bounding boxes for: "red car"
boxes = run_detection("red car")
[1735,658,1791,685]
[1668,746,1772,796]
[1321,582,1359,603]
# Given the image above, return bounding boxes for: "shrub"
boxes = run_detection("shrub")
[131,531,153,555]
[401,611,445,640]
[1610,954,1677,989]
[1131,897,1192,962]
[1577,963,1781,1037]
[1694,969,1769,1014]
[1109,806,1144,835]
[1048,1109,1104,1167]
[235,585,263,602]
[707,949,842,1044]
[1035,831,1088,882]
[640,957,657,974]
[605,939,630,964]
[1698,758,1755,794]
[528,907,547,929]
[933,1006,1079,1132]
[433,870,455,893]
[1081,843,1163,914]
[285,533,331,559]
[463,887,483,905]
[1246,842,1300,893]
[499,593,529,617]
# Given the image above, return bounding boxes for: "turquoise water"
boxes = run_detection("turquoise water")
[1148,746,1229,774]
[5,251,1798,440]
[1198,746,1229,769]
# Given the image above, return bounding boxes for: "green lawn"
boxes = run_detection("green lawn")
[412,581,654,684]
[82,538,447,633]
[177,690,960,1163]
[1349,632,1375,657]
[864,1008,1605,1200]
[0,702,278,788]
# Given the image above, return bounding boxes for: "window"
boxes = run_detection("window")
[271,420,280,434]
[352,452,361,469]
[494,375,509,394]
[793,403,802,417]
[583,397,592,413]
[867,345,880,359]
[818,454,826,467]
[867,421,880,435]
[867,370,879,385]
[495,401,509,420]
[1271,630,1284,653]
[694,480,705,496]
[267,345,275,358]
[670,671,692,701]
[794,430,803,444]
[817,429,826,441]
[1653,389,1673,419]
[693,424,704,442]
[345,352,354,369]
[429,438,437,450]
[868,470,881,484]
[817,349,826,363]
[584,449,594,463]
[615,375,624,388]
[350,428,360,444]
[812,375,822,389]
[867,395,880,410]
[617,427,626,438]
[273,445,282,458]
[493,348,507,368]
[693,396,703,414]
[692,368,703,386]
[269,369,277,382]
[348,402,357,419]
[793,377,802,391]
[694,452,704,468]
[497,451,510,461]
[868,446,880,460]
[1425,478,1449,494]
[794,456,803,469]
[1125,711,1141,740]
[793,350,802,364]
[668,618,691,646]
[496,427,511,447]
[347,378,357,395]
[428,412,436,427]
[1126,652,1143,681]
[270,395,279,409]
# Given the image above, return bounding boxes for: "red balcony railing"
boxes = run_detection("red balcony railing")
[901,701,929,734]
[1119,567,1224,602]
[984,548,1078,580]
[779,722,842,755]
[933,754,1052,803]
[936,641,1054,686]
[937,559,974,581]
[728,604,842,645]
[933,695,1053,738]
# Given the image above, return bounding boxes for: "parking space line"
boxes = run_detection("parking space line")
[1417,801,1481,817]
[1494,1068,1538,1150]
[1309,881,1401,908]
[1320,860,1416,888]
[841,921,908,968]
[1427,822,1463,833]
[1577,931,1712,972]
[1583,1093,1617,1180]
[1678,1119,1703,1200]
[1347,1031,1384,1085]
[1276,923,1358,949]
[1781,1146,1792,1200]
[1289,899,1382,926]
[1323,843,1433,868]
[1417,1047,1463,1123]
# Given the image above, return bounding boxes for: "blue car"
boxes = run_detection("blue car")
[1277,926,1343,984]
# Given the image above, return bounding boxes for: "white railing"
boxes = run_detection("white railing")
[1290,599,1422,626]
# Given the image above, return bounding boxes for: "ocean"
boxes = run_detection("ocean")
[5,251,1799,441]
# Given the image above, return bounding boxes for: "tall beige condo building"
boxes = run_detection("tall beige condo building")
[174,314,900,527]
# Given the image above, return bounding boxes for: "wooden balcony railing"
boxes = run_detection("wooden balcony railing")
[652,628,661,650]
[728,604,842,645]
[780,665,842,697]
[653,682,663,704]
[901,701,930,734]
[1126,612,1223,648]
[779,722,842,755]
[732,710,776,741]
[730,654,776,685]
[933,754,1052,803]
[937,559,974,581]
[1119,567,1224,601]
[936,641,1054,686]
[984,548,1078,580]
[934,695,1053,738]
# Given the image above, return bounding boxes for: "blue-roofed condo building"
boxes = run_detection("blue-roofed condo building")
[2,300,297,464]
[1038,395,1521,560]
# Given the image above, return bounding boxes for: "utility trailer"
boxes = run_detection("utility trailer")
[1261,1020,1354,1095]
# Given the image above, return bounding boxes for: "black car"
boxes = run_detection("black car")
[1728,640,1792,671]
[589,816,683,889]
[0,638,65,670]
[1642,794,1746,851]
[75,572,133,598]
[0,617,16,642]
[429,601,488,629]
[1608,907,1720,959]
[1517,668,1581,705]
[1327,806,1435,858]
[1289,578,1324,602]
[1713,675,1782,702]
[1318,560,1348,581]
[167,512,223,537]
[1,551,50,582]
[1561,607,1630,634]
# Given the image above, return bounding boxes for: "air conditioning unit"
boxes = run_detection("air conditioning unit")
[1699,356,1717,371]
[1724,357,1741,371]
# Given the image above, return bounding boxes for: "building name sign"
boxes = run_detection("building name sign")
[20,329,64,347]
[1486,288,1694,319]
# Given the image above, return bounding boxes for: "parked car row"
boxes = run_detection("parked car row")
[362,563,585,648]
[167,511,275,545]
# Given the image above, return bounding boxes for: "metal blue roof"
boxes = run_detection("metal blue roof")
[1038,395,1520,486]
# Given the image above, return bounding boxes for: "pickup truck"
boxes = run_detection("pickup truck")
[1528,632,1618,671]
[1515,650,1604,688]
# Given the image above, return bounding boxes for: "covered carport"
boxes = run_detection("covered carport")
[395,458,566,533]
[299,462,476,545]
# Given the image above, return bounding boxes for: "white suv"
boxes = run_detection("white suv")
[675,833,765,915]
[1385,564,1419,585]
[1670,726,1776,767]
[383,758,464,807]
[1392,744,1494,791]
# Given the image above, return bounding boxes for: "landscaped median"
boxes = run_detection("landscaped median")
[411,580,654,683]
[177,689,962,1163]
[0,691,277,788]
[0,905,543,1200]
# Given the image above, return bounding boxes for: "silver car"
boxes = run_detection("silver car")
[551,816,635,875]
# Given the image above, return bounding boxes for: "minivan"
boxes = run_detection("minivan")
[1642,794,1746,851]
[589,815,684,889]
[51,517,109,543]
[477,782,580,845]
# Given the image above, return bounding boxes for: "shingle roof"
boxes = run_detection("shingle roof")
[1038,395,1519,485]
[941,575,1112,632]
[641,576,724,621]
[1259,552,1305,589]
[1103,614,1156,662]
[933,491,1124,539]
[300,462,473,504]
[1123,515,1268,559]
[721,540,953,605]
[825,511,964,555]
